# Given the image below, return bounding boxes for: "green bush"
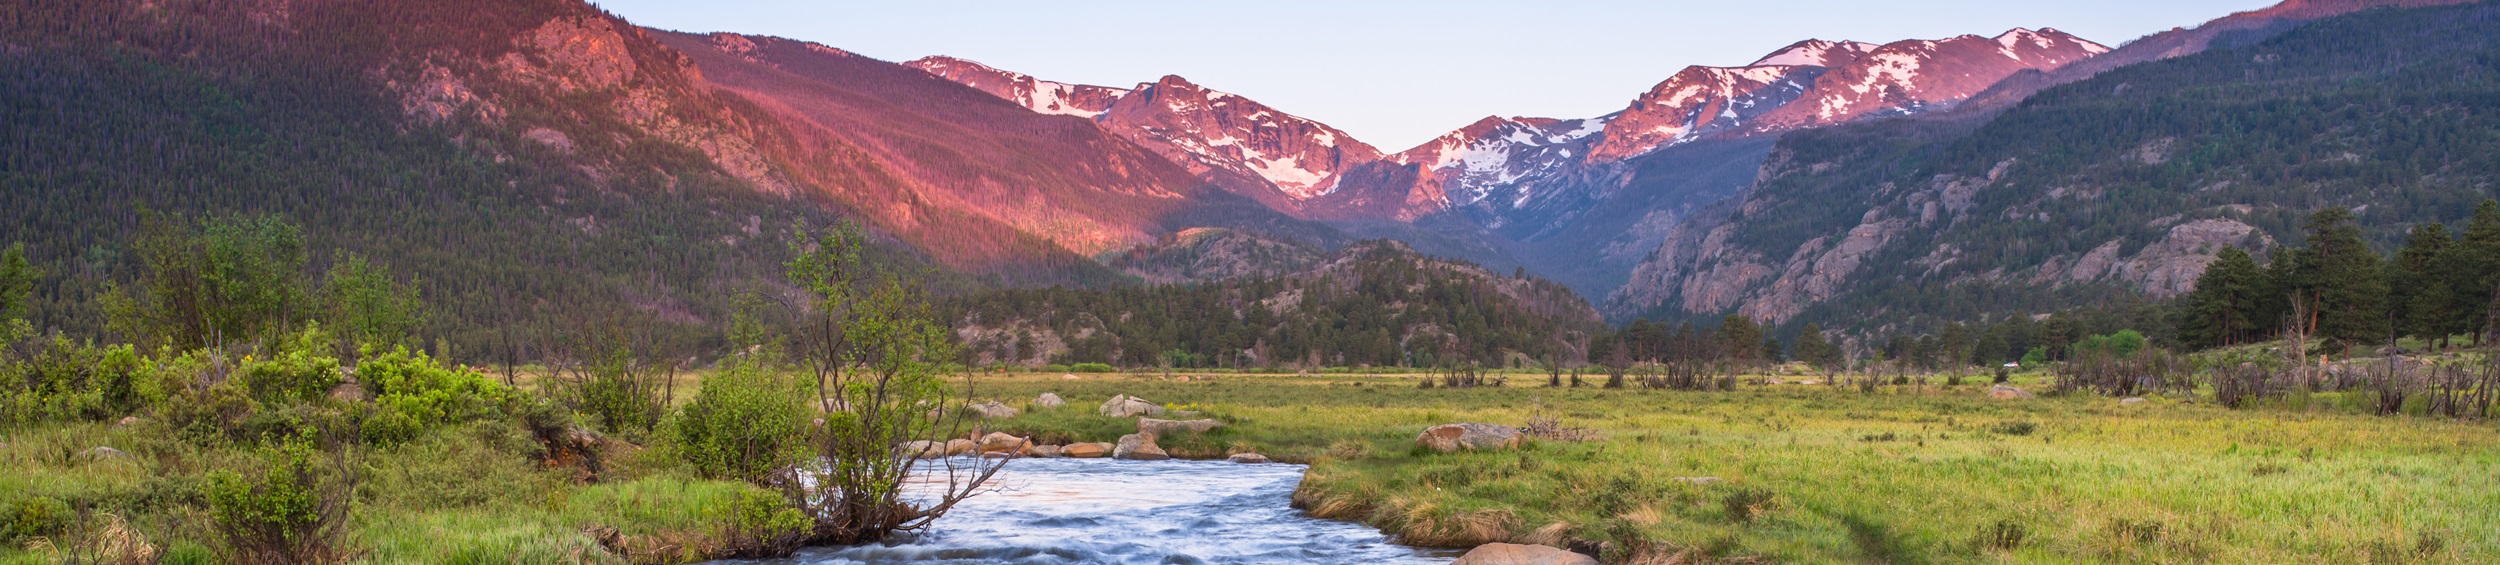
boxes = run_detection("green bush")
[205,433,353,563]
[3,496,70,544]
[716,486,809,557]
[1069,362,1116,373]
[674,353,808,483]
[355,346,510,446]
[241,325,343,405]
[160,541,216,565]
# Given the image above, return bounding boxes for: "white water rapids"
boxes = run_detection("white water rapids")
[716,457,1459,564]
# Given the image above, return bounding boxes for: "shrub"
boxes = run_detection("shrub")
[715,487,810,558]
[1068,362,1116,373]
[240,325,343,405]
[1990,421,2038,436]
[674,353,809,483]
[1976,519,2027,551]
[355,346,510,446]
[1722,487,1776,524]
[3,496,71,544]
[205,433,355,564]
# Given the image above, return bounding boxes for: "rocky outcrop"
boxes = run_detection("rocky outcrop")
[1416,424,1523,453]
[1114,433,1170,461]
[1138,418,1223,436]
[1450,543,1599,565]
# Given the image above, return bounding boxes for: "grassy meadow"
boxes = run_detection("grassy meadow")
[965,367,2500,564]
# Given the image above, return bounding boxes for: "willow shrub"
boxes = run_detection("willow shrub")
[673,351,809,483]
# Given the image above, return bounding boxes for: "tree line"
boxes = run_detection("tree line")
[2177,202,2500,353]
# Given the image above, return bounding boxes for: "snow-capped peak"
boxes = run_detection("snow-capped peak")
[904,55,1128,117]
[1750,39,1882,67]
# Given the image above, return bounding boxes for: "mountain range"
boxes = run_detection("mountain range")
[4,0,2494,354]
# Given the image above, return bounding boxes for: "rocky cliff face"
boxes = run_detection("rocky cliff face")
[1099,75,1385,202]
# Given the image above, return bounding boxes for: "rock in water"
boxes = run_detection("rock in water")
[1989,385,2036,400]
[1227,452,1271,464]
[944,439,976,456]
[1451,543,1599,565]
[1028,445,1062,458]
[977,432,1029,454]
[1098,394,1164,418]
[1138,418,1223,436]
[1114,433,1169,460]
[897,440,947,458]
[1035,392,1065,408]
[1416,423,1523,452]
[969,400,1019,419]
[1060,442,1113,458]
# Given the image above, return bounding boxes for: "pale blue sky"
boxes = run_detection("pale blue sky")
[596,0,2277,150]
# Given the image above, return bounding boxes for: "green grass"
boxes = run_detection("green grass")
[962,370,2500,563]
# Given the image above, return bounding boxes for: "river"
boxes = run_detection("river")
[716,457,1459,565]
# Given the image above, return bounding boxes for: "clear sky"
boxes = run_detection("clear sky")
[595,0,2278,151]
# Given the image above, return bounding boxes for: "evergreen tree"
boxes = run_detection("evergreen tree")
[2288,209,2388,349]
[0,243,36,324]
[2451,200,2500,345]
[2387,223,2451,345]
[1794,323,1840,369]
[2178,247,2267,348]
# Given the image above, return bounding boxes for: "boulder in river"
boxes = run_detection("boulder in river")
[1028,445,1062,458]
[969,401,1019,419]
[944,438,976,456]
[1035,393,1065,409]
[1138,418,1222,436]
[1227,452,1271,464]
[1061,442,1112,458]
[977,432,1030,454]
[1098,394,1164,418]
[1988,385,2036,400]
[1416,423,1522,453]
[1113,433,1169,460]
[1451,543,1598,565]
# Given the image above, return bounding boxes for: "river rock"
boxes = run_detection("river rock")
[1416,423,1522,453]
[1035,393,1065,409]
[977,432,1030,454]
[1138,418,1223,436]
[1028,445,1062,458]
[969,401,1019,419]
[2120,397,2148,405]
[944,438,976,456]
[1099,394,1164,418]
[1061,442,1112,458]
[1451,543,1598,565]
[1114,433,1169,460]
[1227,452,1271,464]
[1988,385,2036,400]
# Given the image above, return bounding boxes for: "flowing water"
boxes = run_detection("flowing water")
[719,457,1459,565]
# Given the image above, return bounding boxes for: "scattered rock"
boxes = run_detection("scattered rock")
[1138,418,1223,436]
[977,432,1030,454]
[2375,346,2412,357]
[944,438,976,456]
[1672,476,1724,485]
[326,382,364,403]
[1034,393,1065,409]
[2120,397,2148,405]
[1061,442,1113,458]
[968,401,1019,419]
[1227,452,1271,464]
[1451,542,1599,565]
[1113,433,1169,460]
[116,416,141,426]
[1098,394,1164,418]
[83,446,130,460]
[1061,373,1080,380]
[1416,423,1523,453]
[1988,385,2036,400]
[1799,379,1821,385]
[1028,445,1062,458]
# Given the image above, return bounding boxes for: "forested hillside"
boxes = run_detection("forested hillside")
[942,242,1605,369]
[1613,1,2500,339]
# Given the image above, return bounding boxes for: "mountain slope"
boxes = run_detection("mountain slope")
[1609,0,2500,333]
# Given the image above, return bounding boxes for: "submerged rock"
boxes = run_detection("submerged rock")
[1114,433,1169,460]
[1416,423,1522,452]
[1227,452,1271,464]
[1451,543,1598,565]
